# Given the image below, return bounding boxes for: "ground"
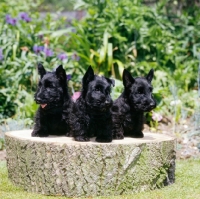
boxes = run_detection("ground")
[0,150,6,161]
[143,118,200,159]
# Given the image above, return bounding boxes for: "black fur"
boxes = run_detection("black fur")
[71,66,115,142]
[31,63,73,137]
[111,69,156,139]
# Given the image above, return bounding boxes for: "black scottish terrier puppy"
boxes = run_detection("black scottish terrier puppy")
[111,69,156,139]
[31,63,73,137]
[71,66,115,142]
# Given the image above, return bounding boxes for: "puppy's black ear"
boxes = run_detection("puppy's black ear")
[56,65,66,82]
[38,63,46,78]
[82,66,94,86]
[123,69,134,88]
[146,69,154,83]
[106,78,115,87]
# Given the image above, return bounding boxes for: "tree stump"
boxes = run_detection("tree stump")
[5,130,176,197]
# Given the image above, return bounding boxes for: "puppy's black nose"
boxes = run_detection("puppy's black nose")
[149,102,156,109]
[35,97,42,103]
[105,100,110,105]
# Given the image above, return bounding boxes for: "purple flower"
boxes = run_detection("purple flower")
[43,47,54,57]
[0,48,3,61]
[18,12,31,22]
[66,74,71,81]
[58,53,68,61]
[33,45,44,54]
[6,15,11,22]
[5,14,17,25]
[33,45,54,57]
[71,28,77,33]
[71,53,80,61]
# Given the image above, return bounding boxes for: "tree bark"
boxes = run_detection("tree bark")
[5,130,176,197]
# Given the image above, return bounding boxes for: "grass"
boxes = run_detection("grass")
[0,159,200,199]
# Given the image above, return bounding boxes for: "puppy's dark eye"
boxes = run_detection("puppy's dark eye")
[95,87,100,92]
[106,88,111,94]
[38,82,42,87]
[149,87,153,92]
[137,87,144,94]
[45,82,53,87]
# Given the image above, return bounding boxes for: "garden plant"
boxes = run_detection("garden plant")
[0,0,199,153]
[0,0,200,197]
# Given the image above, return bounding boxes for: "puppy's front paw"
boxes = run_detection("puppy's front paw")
[31,130,49,137]
[113,133,124,140]
[31,131,39,137]
[74,136,90,142]
[95,136,112,143]
[65,132,72,137]
[132,132,144,138]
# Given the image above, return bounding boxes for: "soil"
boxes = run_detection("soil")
[0,150,6,161]
[143,118,200,159]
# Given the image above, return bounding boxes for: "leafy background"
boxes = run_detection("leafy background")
[0,0,200,149]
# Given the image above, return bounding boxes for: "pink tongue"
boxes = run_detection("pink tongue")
[41,104,47,108]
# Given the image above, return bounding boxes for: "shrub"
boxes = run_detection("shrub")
[0,0,79,120]
[67,0,199,119]
[0,0,199,126]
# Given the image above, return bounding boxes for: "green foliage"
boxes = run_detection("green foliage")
[39,0,76,11]
[0,138,4,150]
[67,0,200,121]
[0,0,199,125]
[0,0,79,120]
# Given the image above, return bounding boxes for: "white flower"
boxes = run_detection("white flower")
[152,112,163,122]
[170,99,182,106]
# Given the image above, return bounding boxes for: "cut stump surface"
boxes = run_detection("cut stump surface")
[5,130,176,197]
